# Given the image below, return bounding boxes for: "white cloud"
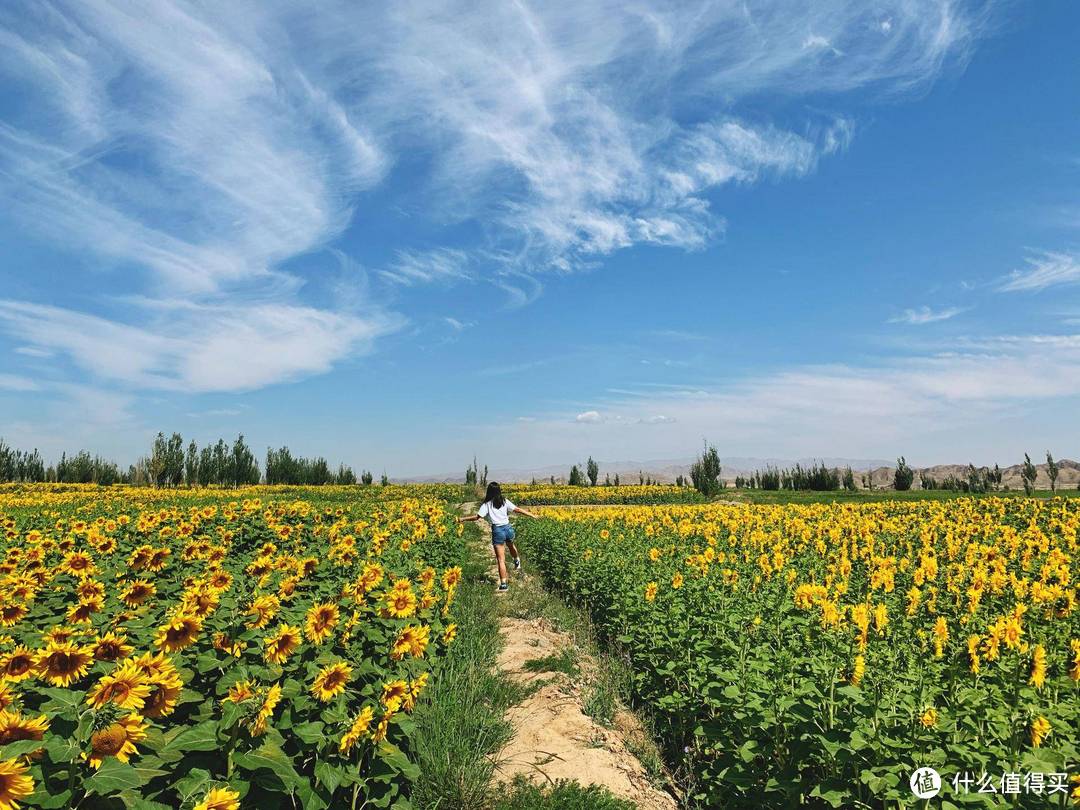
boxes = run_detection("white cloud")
[642,414,676,424]
[500,333,1080,462]
[443,317,475,331]
[0,0,988,398]
[889,305,967,325]
[0,373,38,392]
[0,300,400,393]
[381,249,472,286]
[998,251,1080,292]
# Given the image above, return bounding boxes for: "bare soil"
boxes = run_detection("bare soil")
[466,509,676,809]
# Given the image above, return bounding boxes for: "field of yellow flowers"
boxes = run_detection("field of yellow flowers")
[522,498,1080,808]
[512,483,703,506]
[0,484,464,809]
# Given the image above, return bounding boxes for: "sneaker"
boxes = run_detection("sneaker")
[513,557,521,571]
[497,581,509,592]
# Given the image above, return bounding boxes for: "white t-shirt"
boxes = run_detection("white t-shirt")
[478,499,515,526]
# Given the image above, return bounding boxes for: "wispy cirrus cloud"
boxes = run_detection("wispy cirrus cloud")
[0,300,400,393]
[0,0,988,399]
[889,305,968,324]
[998,251,1080,292]
[506,332,1080,462]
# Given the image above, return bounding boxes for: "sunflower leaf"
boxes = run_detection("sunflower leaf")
[85,759,149,795]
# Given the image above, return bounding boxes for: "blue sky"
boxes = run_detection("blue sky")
[1,0,1078,476]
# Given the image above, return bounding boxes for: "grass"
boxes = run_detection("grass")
[522,647,580,678]
[410,518,524,810]
[492,776,637,810]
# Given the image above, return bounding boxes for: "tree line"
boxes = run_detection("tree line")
[0,433,381,487]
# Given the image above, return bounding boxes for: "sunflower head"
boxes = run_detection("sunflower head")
[0,756,34,808]
[193,786,241,810]
[312,662,352,702]
[35,641,93,687]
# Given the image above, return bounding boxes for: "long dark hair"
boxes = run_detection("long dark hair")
[483,482,504,509]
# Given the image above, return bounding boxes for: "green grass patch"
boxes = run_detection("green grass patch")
[522,646,580,678]
[492,776,637,810]
[411,520,524,810]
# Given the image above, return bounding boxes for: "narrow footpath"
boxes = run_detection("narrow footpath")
[463,504,677,810]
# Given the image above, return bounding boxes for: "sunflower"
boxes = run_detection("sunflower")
[0,603,26,628]
[358,562,384,593]
[90,633,133,663]
[644,582,658,602]
[143,668,184,719]
[87,661,151,711]
[1029,644,1047,689]
[154,614,202,652]
[339,705,375,754]
[60,551,96,578]
[0,647,35,682]
[181,587,220,620]
[193,786,241,810]
[67,597,102,625]
[35,641,92,687]
[304,602,339,644]
[920,707,938,728]
[263,624,301,665]
[76,579,105,602]
[223,680,255,704]
[381,680,409,713]
[0,685,12,713]
[131,651,174,679]
[382,588,417,619]
[311,662,352,702]
[250,684,282,736]
[87,713,148,768]
[0,709,48,748]
[1030,716,1051,748]
[118,579,156,608]
[146,548,171,572]
[442,624,458,645]
[212,632,245,658]
[245,595,280,629]
[127,546,154,571]
[402,672,429,712]
[207,570,233,591]
[371,713,391,743]
[0,757,34,810]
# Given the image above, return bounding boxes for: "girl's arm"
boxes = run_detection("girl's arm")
[457,515,480,523]
[512,506,539,519]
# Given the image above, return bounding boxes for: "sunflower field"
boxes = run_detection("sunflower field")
[0,484,465,809]
[511,484,703,506]
[521,498,1080,808]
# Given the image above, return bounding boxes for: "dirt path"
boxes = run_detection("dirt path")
[463,505,677,809]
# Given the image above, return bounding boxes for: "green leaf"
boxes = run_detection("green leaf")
[0,739,46,759]
[233,741,303,790]
[315,759,345,792]
[159,720,219,755]
[376,742,419,781]
[173,767,212,801]
[292,721,325,745]
[85,759,149,795]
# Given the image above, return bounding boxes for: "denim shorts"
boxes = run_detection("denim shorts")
[491,523,516,546]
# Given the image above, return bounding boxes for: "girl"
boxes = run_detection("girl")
[458,482,538,591]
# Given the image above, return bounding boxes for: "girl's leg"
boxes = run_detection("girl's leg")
[506,539,520,561]
[493,542,508,583]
